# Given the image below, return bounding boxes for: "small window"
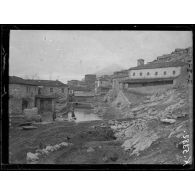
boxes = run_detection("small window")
[147,72,150,76]
[50,88,53,92]
[133,72,135,76]
[164,71,167,75]
[155,72,158,76]
[173,70,176,75]
[140,72,142,76]
[61,88,64,93]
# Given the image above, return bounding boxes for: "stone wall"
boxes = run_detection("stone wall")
[39,86,68,99]
[9,84,38,98]
[9,97,23,114]
[9,84,37,114]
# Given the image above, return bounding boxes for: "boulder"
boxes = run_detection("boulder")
[26,152,39,162]
[23,125,38,130]
[59,142,69,147]
[108,120,115,125]
[160,118,176,124]
[87,147,95,153]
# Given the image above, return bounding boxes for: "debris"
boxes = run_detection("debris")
[160,118,176,124]
[102,156,109,162]
[45,145,54,152]
[26,152,39,162]
[22,125,38,130]
[59,142,69,147]
[87,147,95,153]
[109,153,118,162]
[108,120,115,125]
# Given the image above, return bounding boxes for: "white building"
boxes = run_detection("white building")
[120,59,188,89]
[128,59,186,80]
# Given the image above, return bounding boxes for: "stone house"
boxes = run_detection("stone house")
[95,77,112,95]
[26,79,68,99]
[69,86,94,102]
[112,70,129,91]
[9,76,68,114]
[9,76,38,114]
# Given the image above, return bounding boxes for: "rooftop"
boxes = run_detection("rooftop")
[129,61,188,71]
[26,79,67,87]
[9,76,67,87]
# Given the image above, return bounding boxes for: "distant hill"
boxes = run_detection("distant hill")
[95,64,125,76]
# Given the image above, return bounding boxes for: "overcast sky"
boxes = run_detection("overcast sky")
[9,30,192,83]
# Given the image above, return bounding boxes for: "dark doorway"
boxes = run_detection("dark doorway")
[38,88,41,95]
[22,99,28,110]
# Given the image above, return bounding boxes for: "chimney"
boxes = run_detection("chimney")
[137,59,144,66]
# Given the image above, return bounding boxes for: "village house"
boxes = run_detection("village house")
[26,79,68,99]
[68,86,94,102]
[112,70,129,91]
[9,76,69,114]
[95,76,112,95]
[121,59,188,89]
[9,76,38,114]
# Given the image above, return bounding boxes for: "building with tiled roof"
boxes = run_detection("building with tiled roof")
[9,76,68,114]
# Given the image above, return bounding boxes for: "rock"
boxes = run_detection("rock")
[22,125,38,130]
[45,145,54,152]
[59,142,69,147]
[53,144,61,150]
[26,152,39,162]
[160,118,176,124]
[98,145,102,149]
[87,147,95,153]
[109,153,118,162]
[117,124,123,129]
[110,125,118,131]
[102,156,109,162]
[41,149,49,155]
[108,120,115,125]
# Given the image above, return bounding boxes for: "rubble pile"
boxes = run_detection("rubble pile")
[26,141,73,163]
[107,85,191,157]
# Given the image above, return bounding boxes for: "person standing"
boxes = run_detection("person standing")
[52,110,56,121]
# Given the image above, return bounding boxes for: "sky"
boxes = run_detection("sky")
[9,30,192,83]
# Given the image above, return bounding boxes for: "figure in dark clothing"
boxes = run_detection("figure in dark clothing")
[71,109,76,120]
[52,111,56,121]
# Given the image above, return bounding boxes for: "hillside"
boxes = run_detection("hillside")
[95,64,124,76]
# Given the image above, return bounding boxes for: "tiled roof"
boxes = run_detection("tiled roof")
[26,79,67,87]
[9,76,37,85]
[9,76,67,87]
[129,61,188,71]
[122,77,178,84]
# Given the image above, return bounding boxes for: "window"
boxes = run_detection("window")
[147,72,150,76]
[133,72,135,76]
[173,70,176,75]
[26,86,30,93]
[61,88,64,93]
[50,88,53,92]
[140,72,142,76]
[164,71,167,75]
[155,72,158,76]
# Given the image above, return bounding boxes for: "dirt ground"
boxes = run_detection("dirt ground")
[9,118,187,164]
